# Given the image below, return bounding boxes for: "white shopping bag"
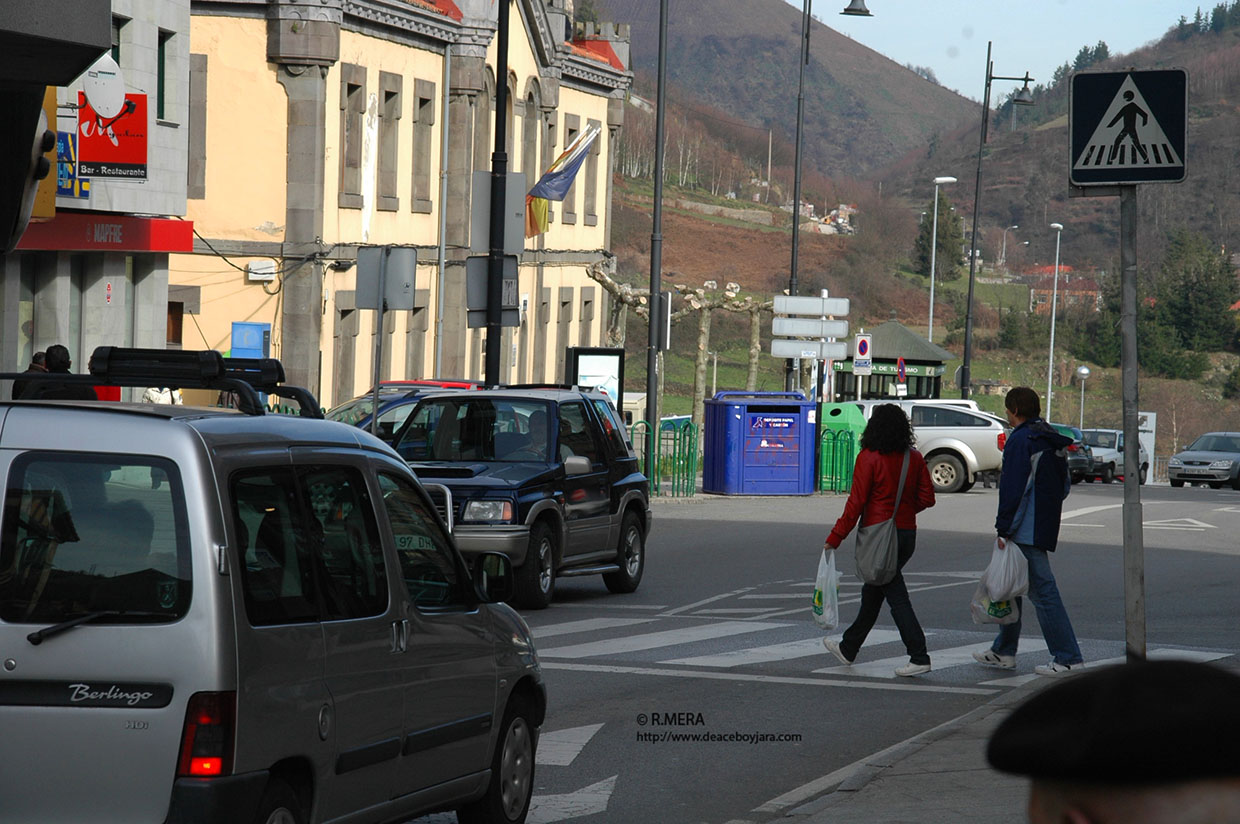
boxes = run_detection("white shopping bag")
[812,549,841,629]
[969,538,1028,625]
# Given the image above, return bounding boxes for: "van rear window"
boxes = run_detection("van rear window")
[0,454,191,624]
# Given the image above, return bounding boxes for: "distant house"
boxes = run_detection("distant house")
[1029,274,1103,314]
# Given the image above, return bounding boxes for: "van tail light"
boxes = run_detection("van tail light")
[177,691,236,777]
[997,432,1006,451]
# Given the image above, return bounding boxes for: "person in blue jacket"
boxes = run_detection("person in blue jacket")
[974,386,1085,676]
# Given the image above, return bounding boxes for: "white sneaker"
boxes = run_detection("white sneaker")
[895,662,931,677]
[1034,660,1083,676]
[823,638,853,666]
[972,649,1016,670]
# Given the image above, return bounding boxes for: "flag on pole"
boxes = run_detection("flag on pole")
[525,124,601,237]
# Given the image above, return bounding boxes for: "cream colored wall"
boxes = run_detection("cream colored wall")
[324,31,445,247]
[169,16,288,378]
[184,17,288,239]
[170,253,282,355]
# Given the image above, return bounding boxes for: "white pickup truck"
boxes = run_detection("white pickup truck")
[1082,428,1149,484]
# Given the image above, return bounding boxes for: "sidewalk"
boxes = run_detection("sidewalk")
[787,678,1041,822]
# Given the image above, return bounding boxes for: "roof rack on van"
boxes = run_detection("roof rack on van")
[498,383,583,391]
[1,347,323,418]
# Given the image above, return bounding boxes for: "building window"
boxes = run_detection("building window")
[411,79,435,214]
[562,114,579,225]
[111,16,127,64]
[339,63,365,209]
[585,118,601,226]
[378,72,402,212]
[157,30,173,120]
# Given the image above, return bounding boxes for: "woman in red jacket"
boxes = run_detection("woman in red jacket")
[822,404,937,676]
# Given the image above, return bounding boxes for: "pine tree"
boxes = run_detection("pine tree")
[911,194,965,284]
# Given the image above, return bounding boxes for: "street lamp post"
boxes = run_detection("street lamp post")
[1076,364,1091,430]
[785,0,872,390]
[927,175,956,342]
[1046,222,1064,421]
[999,224,1018,268]
[960,41,1034,399]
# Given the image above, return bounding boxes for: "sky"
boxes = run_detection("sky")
[808,0,1209,101]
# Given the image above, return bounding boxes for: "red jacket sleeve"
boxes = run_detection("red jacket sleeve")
[826,450,873,548]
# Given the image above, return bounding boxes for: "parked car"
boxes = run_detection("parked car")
[840,401,1006,494]
[1049,423,1094,484]
[326,379,483,442]
[391,387,652,608]
[1167,431,1240,489]
[0,349,544,824]
[1081,427,1149,484]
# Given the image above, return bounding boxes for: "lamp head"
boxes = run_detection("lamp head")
[840,0,873,16]
[933,176,957,185]
[1009,224,1019,230]
[1050,222,1064,232]
[1076,365,1091,380]
[1013,73,1036,105]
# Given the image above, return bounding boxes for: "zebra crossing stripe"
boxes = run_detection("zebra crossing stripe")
[537,620,790,659]
[662,629,905,668]
[531,617,658,639]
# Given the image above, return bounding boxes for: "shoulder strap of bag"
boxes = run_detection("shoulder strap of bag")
[892,450,910,511]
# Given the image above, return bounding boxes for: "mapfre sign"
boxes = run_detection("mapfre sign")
[1070,69,1187,186]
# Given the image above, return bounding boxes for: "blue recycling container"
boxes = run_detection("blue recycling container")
[703,391,817,495]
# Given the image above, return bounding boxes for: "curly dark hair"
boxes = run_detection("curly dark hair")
[859,404,915,453]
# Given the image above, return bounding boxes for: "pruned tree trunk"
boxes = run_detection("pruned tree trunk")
[747,304,762,391]
[693,305,712,427]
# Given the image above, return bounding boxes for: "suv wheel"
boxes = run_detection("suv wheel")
[1101,463,1114,484]
[927,453,966,494]
[457,695,536,824]
[1140,465,1148,485]
[515,521,556,609]
[604,511,645,594]
[253,779,305,824]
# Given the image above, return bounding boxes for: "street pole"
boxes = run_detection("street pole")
[929,184,939,342]
[1000,224,1017,268]
[785,0,811,392]
[370,246,389,436]
[1120,185,1146,662]
[645,0,669,469]
[483,0,510,386]
[961,41,1034,399]
[1046,222,1063,421]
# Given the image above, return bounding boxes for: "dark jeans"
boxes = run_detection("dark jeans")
[839,529,930,665]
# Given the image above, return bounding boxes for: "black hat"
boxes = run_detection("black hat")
[988,660,1240,785]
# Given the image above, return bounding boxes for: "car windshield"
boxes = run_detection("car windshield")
[1186,434,1240,453]
[0,453,191,625]
[1083,431,1116,449]
[395,398,553,462]
[326,390,411,425]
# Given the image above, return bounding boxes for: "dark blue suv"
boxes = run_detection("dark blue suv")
[390,387,651,608]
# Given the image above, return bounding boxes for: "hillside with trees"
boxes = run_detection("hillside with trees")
[600,1,1240,450]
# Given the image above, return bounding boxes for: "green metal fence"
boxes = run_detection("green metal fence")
[818,428,857,493]
[630,420,699,498]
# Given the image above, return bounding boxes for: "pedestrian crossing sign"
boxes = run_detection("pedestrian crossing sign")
[1070,69,1186,186]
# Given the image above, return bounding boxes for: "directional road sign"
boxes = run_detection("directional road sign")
[1070,69,1187,186]
[771,317,849,339]
[770,339,848,360]
[773,295,850,317]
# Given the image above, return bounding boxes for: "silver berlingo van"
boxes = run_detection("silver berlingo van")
[0,348,545,824]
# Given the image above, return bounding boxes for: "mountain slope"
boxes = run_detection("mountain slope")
[606,0,979,176]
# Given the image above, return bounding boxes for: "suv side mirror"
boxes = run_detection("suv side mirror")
[472,551,514,603]
[563,455,592,476]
